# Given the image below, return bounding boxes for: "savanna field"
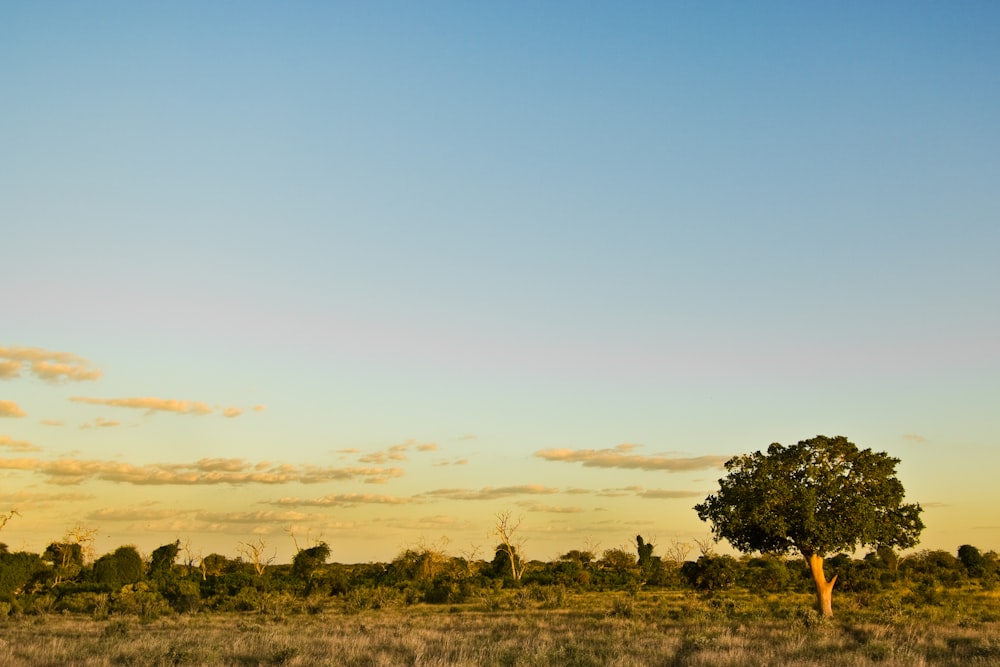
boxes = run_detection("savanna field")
[2,541,1000,666]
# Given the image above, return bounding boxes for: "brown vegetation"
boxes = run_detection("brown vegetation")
[1,588,999,666]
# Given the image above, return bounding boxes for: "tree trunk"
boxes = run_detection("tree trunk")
[804,552,837,617]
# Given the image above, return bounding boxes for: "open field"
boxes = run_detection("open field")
[1,590,999,666]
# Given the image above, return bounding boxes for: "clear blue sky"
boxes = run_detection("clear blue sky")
[2,1,998,563]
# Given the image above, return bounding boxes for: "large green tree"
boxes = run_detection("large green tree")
[694,435,923,617]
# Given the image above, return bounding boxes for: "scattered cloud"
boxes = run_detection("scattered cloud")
[0,346,102,383]
[514,502,585,514]
[637,488,704,499]
[0,489,93,506]
[0,455,404,486]
[0,435,42,452]
[377,514,462,531]
[595,485,645,498]
[70,396,260,419]
[80,417,120,430]
[41,419,64,427]
[71,396,213,416]
[358,450,407,464]
[195,510,313,524]
[422,484,560,501]
[433,458,469,467]
[535,444,727,472]
[358,440,438,464]
[268,493,412,508]
[902,434,927,443]
[0,400,27,418]
[252,405,266,412]
[88,506,189,521]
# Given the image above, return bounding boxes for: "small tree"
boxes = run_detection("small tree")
[291,542,330,582]
[237,538,275,577]
[149,540,180,578]
[93,546,145,588]
[695,435,923,617]
[42,542,83,585]
[493,511,527,581]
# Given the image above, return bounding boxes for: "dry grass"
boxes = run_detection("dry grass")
[0,590,998,666]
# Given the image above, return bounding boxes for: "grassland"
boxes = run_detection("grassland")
[1,588,999,666]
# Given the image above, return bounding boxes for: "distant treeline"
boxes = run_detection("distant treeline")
[0,536,996,619]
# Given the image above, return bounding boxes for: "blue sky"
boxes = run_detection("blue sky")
[2,1,999,563]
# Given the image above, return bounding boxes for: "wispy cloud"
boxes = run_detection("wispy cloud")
[80,417,120,430]
[358,450,408,464]
[594,485,645,498]
[268,493,412,508]
[637,488,704,499]
[0,401,26,418]
[535,444,727,472]
[433,458,469,467]
[70,396,213,415]
[358,440,438,464]
[0,346,102,383]
[902,433,927,443]
[195,510,313,524]
[514,502,585,514]
[0,489,93,507]
[88,506,189,521]
[422,484,559,501]
[222,407,243,418]
[376,515,462,531]
[0,435,42,452]
[0,456,404,486]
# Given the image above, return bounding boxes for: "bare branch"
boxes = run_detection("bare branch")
[237,538,276,577]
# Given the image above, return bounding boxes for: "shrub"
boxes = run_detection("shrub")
[343,586,403,612]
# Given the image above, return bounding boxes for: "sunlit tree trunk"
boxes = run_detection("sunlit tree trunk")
[804,552,837,617]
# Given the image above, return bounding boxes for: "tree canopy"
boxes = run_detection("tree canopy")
[694,435,924,616]
[695,435,923,558]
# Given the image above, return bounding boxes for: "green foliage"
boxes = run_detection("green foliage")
[741,556,792,593]
[343,585,404,612]
[42,542,84,585]
[901,549,965,587]
[148,540,180,578]
[0,550,46,598]
[682,555,739,591]
[695,435,924,558]
[291,542,331,585]
[93,546,144,589]
[636,535,654,570]
[490,543,524,582]
[957,544,991,579]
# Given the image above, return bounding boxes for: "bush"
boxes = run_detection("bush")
[682,555,739,591]
[55,592,110,616]
[108,585,172,620]
[343,586,403,612]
